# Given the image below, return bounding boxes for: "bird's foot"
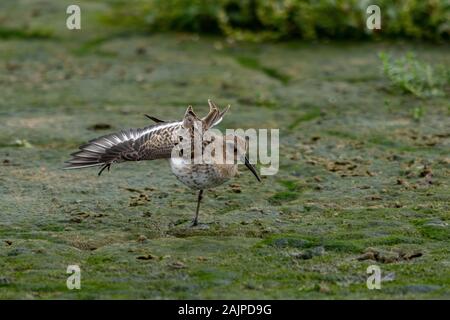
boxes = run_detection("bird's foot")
[190,221,210,229]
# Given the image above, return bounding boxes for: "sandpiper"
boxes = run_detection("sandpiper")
[65,100,261,225]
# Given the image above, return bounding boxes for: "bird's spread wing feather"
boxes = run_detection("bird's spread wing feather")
[64,102,229,175]
[64,121,181,174]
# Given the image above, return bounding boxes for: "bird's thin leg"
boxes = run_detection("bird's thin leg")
[192,190,203,226]
[98,163,111,176]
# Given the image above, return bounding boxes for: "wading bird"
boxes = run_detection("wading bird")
[64,100,261,226]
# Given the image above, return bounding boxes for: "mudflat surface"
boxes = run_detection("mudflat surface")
[0,1,449,299]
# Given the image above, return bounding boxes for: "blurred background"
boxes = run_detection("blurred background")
[103,0,449,41]
[0,0,449,299]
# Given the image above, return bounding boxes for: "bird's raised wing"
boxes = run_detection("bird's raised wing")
[64,121,181,175]
[64,100,230,176]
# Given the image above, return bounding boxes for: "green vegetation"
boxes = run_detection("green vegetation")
[103,0,450,41]
[0,27,53,39]
[380,52,449,98]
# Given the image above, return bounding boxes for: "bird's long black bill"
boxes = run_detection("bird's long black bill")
[244,156,261,182]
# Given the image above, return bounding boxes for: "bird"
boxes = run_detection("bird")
[64,100,261,226]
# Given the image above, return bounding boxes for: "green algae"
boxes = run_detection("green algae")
[233,56,291,85]
[0,0,449,300]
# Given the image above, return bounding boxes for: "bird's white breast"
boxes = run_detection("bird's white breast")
[169,157,231,190]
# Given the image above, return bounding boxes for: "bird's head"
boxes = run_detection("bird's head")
[224,135,261,182]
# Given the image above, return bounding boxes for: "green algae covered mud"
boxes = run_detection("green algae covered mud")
[0,0,449,299]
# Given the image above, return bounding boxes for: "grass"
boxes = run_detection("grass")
[379,52,449,98]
